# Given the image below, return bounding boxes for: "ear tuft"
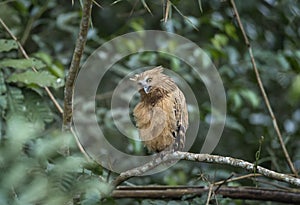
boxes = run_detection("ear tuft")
[153,65,164,73]
[129,74,139,81]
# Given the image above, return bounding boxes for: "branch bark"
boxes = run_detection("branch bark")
[63,0,93,131]
[112,152,300,187]
[229,0,298,177]
[112,186,300,203]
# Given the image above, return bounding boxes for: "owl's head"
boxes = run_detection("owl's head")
[130,66,166,94]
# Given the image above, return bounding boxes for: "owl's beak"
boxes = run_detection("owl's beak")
[139,80,151,94]
[143,85,151,94]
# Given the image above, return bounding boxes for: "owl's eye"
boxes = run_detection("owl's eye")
[146,78,152,83]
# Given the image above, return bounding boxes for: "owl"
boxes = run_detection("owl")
[130,66,188,152]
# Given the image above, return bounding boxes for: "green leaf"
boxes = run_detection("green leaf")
[0,58,45,70]
[56,12,80,33]
[277,54,290,71]
[2,162,28,191]
[6,113,44,142]
[226,116,245,133]
[19,177,48,204]
[0,71,7,113]
[7,86,24,113]
[33,52,65,78]
[289,74,300,104]
[33,52,53,65]
[0,39,18,52]
[7,70,63,89]
[23,92,54,123]
[240,89,260,108]
[49,63,65,78]
[5,90,48,139]
[170,57,181,71]
[211,34,228,50]
[129,18,145,32]
[232,92,242,110]
[0,71,6,94]
[225,23,238,40]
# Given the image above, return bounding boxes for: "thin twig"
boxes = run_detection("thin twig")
[214,174,234,193]
[63,0,93,131]
[112,151,300,187]
[205,184,213,205]
[169,1,199,31]
[71,127,91,161]
[163,0,170,22]
[0,18,63,114]
[92,0,103,8]
[214,173,260,186]
[141,0,153,15]
[229,0,298,177]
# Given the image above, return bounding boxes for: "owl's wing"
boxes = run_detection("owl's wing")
[145,107,167,141]
[172,90,188,151]
[134,104,167,142]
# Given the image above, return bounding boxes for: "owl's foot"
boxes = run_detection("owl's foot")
[151,149,173,161]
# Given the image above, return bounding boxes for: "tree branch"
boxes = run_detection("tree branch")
[111,152,300,187]
[63,0,93,131]
[112,186,300,203]
[229,0,298,177]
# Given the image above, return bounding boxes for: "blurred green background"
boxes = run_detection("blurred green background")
[0,0,299,204]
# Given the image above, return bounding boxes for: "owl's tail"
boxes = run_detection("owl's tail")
[173,124,186,151]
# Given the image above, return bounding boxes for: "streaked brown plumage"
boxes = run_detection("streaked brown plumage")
[130,66,188,152]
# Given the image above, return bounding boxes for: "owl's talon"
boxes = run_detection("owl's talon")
[159,150,173,159]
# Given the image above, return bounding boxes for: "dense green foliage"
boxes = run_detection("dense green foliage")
[0,0,299,204]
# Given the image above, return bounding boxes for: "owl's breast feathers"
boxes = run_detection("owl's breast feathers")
[133,86,188,152]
